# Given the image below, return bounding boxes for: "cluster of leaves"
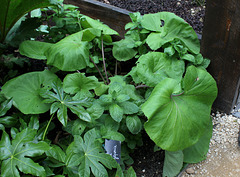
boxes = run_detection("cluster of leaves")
[0,0,217,177]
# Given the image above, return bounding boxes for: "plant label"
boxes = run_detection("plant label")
[105,139,121,164]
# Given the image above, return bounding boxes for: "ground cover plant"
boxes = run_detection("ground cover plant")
[0,1,217,176]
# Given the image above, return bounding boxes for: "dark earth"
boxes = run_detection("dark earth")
[98,0,205,34]
[96,0,206,176]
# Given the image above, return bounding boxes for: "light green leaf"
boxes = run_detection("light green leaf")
[143,66,217,151]
[73,129,117,177]
[113,38,138,61]
[0,128,50,177]
[46,30,91,71]
[109,104,124,122]
[19,40,53,60]
[63,72,99,98]
[1,70,58,114]
[183,117,213,163]
[81,16,119,35]
[163,150,184,177]
[129,52,185,87]
[126,115,142,134]
[142,12,200,53]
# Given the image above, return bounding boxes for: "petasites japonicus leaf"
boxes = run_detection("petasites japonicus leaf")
[0,128,50,177]
[129,52,185,87]
[72,129,117,177]
[142,66,217,151]
[1,70,58,114]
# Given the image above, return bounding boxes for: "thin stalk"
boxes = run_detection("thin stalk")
[171,91,184,97]
[101,36,110,84]
[42,113,55,141]
[136,85,150,89]
[90,56,107,85]
[115,60,118,75]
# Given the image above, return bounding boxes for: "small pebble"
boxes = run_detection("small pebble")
[186,167,195,174]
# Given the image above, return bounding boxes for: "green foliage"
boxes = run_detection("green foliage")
[143,66,217,151]
[0,128,50,177]
[1,70,58,114]
[0,4,217,177]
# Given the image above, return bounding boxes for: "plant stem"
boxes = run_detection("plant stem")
[115,60,118,75]
[136,85,150,89]
[42,113,55,141]
[101,36,110,84]
[171,91,184,97]
[89,56,107,85]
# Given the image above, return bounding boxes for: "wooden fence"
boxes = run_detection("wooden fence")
[65,0,240,113]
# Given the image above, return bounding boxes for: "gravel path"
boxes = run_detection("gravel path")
[181,112,240,176]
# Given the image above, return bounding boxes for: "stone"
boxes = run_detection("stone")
[186,167,195,174]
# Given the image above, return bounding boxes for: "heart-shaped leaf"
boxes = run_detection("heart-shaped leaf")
[163,150,183,177]
[142,66,217,151]
[129,52,185,86]
[19,40,53,60]
[1,70,58,114]
[183,117,213,163]
[45,29,99,71]
[141,12,200,53]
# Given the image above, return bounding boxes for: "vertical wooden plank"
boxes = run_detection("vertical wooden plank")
[201,0,240,113]
[64,0,131,38]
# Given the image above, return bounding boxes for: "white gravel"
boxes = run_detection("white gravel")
[181,111,240,176]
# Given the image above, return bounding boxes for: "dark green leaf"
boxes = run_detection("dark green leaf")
[163,150,183,177]
[126,115,142,134]
[73,129,117,177]
[0,128,50,177]
[0,99,12,116]
[109,104,124,122]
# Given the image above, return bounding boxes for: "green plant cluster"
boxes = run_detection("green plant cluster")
[0,0,217,176]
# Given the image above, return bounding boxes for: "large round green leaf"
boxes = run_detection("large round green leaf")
[19,40,53,60]
[1,70,58,114]
[183,117,213,163]
[45,30,93,71]
[141,12,200,53]
[142,66,217,151]
[129,52,185,86]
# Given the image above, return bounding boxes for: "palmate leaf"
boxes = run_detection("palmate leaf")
[40,80,91,126]
[0,128,50,177]
[63,72,100,99]
[142,66,217,151]
[72,129,117,177]
[141,12,200,53]
[129,52,185,87]
[45,144,79,177]
[1,70,58,114]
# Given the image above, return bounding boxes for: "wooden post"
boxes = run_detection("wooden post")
[201,0,240,113]
[64,0,131,38]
